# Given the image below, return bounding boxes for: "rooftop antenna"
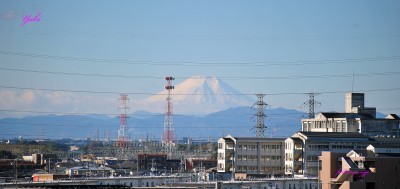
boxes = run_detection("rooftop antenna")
[352,69,355,93]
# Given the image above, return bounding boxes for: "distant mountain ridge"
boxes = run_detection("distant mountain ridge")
[0,107,305,140]
[0,76,307,140]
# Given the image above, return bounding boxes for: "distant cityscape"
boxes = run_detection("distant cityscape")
[2,1,399,188]
[0,92,399,189]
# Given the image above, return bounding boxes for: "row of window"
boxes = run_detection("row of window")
[237,144,282,150]
[307,144,329,150]
[303,120,348,129]
[236,166,282,172]
[237,155,282,161]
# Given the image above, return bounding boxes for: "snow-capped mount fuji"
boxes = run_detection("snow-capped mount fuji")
[135,76,255,114]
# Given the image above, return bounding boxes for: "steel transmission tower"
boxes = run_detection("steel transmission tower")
[117,94,129,148]
[162,76,175,150]
[302,93,321,119]
[252,94,268,138]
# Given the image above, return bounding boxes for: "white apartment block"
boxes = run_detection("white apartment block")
[301,93,400,136]
[284,132,372,176]
[217,135,285,175]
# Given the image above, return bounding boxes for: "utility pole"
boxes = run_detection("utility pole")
[11,159,18,189]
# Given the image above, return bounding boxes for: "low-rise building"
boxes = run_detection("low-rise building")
[285,132,372,176]
[185,158,217,172]
[217,135,285,175]
[319,150,400,189]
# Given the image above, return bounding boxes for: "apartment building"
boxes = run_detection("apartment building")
[284,132,372,176]
[217,135,285,175]
[301,93,400,137]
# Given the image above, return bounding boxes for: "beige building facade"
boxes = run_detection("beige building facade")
[284,132,371,176]
[217,135,285,175]
[319,151,400,189]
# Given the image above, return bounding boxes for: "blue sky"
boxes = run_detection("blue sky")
[0,0,399,118]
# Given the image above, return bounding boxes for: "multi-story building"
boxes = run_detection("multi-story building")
[301,93,400,137]
[285,132,373,176]
[319,150,400,189]
[217,135,285,175]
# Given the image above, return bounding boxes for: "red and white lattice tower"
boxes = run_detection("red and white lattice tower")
[162,76,175,149]
[117,94,129,148]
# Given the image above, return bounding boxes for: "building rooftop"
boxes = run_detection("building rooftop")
[386,114,400,120]
[223,135,286,141]
[298,131,369,138]
[368,143,400,149]
[289,132,372,142]
[319,112,375,119]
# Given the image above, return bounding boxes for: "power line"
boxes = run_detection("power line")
[0,121,298,129]
[1,27,399,41]
[0,109,306,117]
[1,67,400,80]
[0,67,162,79]
[1,85,399,96]
[1,50,399,66]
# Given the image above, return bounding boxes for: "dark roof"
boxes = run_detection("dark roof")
[368,144,400,149]
[320,113,375,119]
[298,132,369,138]
[231,137,286,141]
[387,114,400,120]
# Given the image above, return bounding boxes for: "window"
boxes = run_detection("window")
[218,143,223,149]
[262,145,266,150]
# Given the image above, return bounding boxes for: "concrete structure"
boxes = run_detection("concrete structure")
[66,165,114,177]
[319,151,400,189]
[301,93,400,137]
[0,176,318,189]
[31,173,69,182]
[284,132,372,176]
[217,135,285,175]
[185,158,217,172]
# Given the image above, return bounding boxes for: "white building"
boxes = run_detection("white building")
[217,135,285,175]
[301,93,400,136]
[284,132,372,176]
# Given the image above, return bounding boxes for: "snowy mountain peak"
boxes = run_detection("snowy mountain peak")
[135,76,254,114]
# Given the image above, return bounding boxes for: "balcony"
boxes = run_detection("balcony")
[306,161,318,167]
[294,161,302,166]
[226,144,234,150]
